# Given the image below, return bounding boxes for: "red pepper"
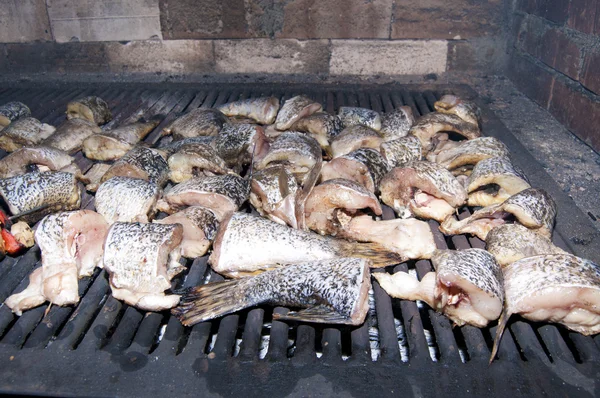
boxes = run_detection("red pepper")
[1,228,25,256]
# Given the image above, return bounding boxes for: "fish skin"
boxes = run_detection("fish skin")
[0,117,56,152]
[174,257,371,326]
[249,165,298,226]
[67,96,112,125]
[338,107,382,131]
[275,95,323,131]
[213,123,269,170]
[330,125,383,158]
[427,136,509,173]
[290,112,343,151]
[101,147,169,188]
[158,136,215,156]
[434,94,482,128]
[0,102,31,127]
[167,142,229,183]
[409,112,481,153]
[95,177,160,224]
[0,171,81,224]
[42,118,102,154]
[321,148,390,194]
[217,97,280,124]
[0,146,79,178]
[467,156,531,206]
[163,108,226,139]
[380,135,422,168]
[379,106,414,141]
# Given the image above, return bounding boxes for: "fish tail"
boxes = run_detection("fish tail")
[490,309,511,364]
[172,279,260,327]
[338,241,406,268]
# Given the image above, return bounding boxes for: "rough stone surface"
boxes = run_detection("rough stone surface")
[329,40,447,76]
[447,37,506,73]
[47,0,162,42]
[391,0,503,39]
[581,50,600,95]
[567,0,597,34]
[0,0,52,43]
[506,52,555,108]
[214,39,329,75]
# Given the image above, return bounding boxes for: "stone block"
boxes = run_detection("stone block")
[507,52,555,108]
[0,0,52,43]
[567,0,597,34]
[581,50,600,95]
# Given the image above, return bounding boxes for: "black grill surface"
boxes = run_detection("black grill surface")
[0,83,598,397]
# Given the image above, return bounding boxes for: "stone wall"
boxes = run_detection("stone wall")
[507,0,600,152]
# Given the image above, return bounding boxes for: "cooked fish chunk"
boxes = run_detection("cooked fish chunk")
[380,135,422,168]
[427,137,509,176]
[250,165,299,227]
[380,106,414,141]
[95,177,160,224]
[409,112,481,154]
[434,94,482,128]
[338,107,381,131]
[0,146,80,179]
[67,96,112,125]
[174,257,371,326]
[43,119,102,153]
[158,136,215,156]
[374,249,504,327]
[275,95,322,131]
[84,163,112,191]
[0,102,31,127]
[213,123,269,170]
[4,267,45,316]
[320,148,390,194]
[163,108,226,139]
[330,125,383,158]
[290,112,342,153]
[168,142,229,183]
[217,96,280,124]
[100,147,169,188]
[467,156,531,207]
[0,117,56,152]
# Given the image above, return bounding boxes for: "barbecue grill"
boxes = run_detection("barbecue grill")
[0,83,597,397]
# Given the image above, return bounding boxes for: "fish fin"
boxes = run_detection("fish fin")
[274,305,349,324]
[295,158,322,230]
[489,309,511,364]
[338,240,405,268]
[172,279,260,327]
[278,167,290,199]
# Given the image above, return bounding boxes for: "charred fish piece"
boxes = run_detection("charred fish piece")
[0,117,56,152]
[209,212,403,277]
[103,222,184,311]
[427,137,509,175]
[217,96,280,124]
[5,210,109,315]
[0,102,31,127]
[82,116,162,161]
[486,224,567,267]
[290,112,343,153]
[379,160,467,221]
[100,147,169,188]
[163,108,226,139]
[0,171,81,224]
[380,135,422,168]
[338,107,382,131]
[95,177,160,224]
[155,206,220,258]
[168,142,229,183]
[256,131,322,184]
[0,146,81,179]
[409,112,481,154]
[440,188,556,241]
[467,156,531,207]
[320,148,390,194]
[434,94,482,129]
[491,254,600,362]
[156,173,249,219]
[158,136,215,156]
[250,165,299,228]
[213,123,270,170]
[374,248,504,328]
[330,125,383,158]
[379,107,414,141]
[275,95,322,131]
[67,96,112,125]
[174,257,371,326]
[42,118,102,153]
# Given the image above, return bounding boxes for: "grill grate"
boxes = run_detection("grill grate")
[0,83,598,397]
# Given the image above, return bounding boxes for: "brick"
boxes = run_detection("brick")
[47,0,162,42]
[567,0,597,34]
[549,79,600,151]
[596,1,600,35]
[392,0,503,39]
[329,40,447,76]
[516,0,539,13]
[510,13,526,47]
[447,37,505,72]
[507,53,555,108]
[0,0,52,43]
[535,0,569,24]
[518,16,546,59]
[214,39,329,75]
[539,29,583,81]
[581,50,600,94]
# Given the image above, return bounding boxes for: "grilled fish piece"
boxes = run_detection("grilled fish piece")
[95,177,160,224]
[156,173,249,219]
[338,107,381,131]
[5,210,109,314]
[330,125,383,158]
[103,222,184,311]
[213,123,269,170]
[374,249,504,327]
[43,119,102,153]
[174,257,371,326]
[0,146,80,179]
[155,206,219,258]
[0,102,31,127]
[380,160,467,221]
[491,254,600,362]
[250,165,299,227]
[467,156,531,207]
[409,112,481,154]
[380,107,414,141]
[84,163,111,190]
[67,96,112,125]
[158,136,215,156]
[100,147,169,188]
[290,112,343,153]
[320,148,390,194]
[209,212,403,277]
[256,132,322,184]
[434,94,482,128]
[427,137,509,176]
[217,96,280,124]
[380,135,422,168]
[0,117,56,152]
[163,108,226,139]
[0,171,81,224]
[486,224,567,267]
[82,117,162,161]
[440,188,556,241]
[275,95,322,131]
[168,142,229,183]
